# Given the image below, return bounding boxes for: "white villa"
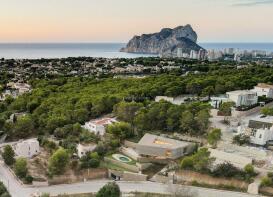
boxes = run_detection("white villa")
[226,90,258,107]
[155,95,195,105]
[77,143,97,158]
[252,83,273,98]
[237,116,273,146]
[14,139,40,158]
[82,117,117,136]
[209,96,230,109]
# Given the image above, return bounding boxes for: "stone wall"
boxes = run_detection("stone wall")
[137,157,169,164]
[123,171,148,181]
[136,162,153,171]
[175,170,248,190]
[32,181,49,187]
[151,174,173,184]
[48,168,108,185]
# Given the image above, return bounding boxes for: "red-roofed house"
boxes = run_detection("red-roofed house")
[82,117,117,136]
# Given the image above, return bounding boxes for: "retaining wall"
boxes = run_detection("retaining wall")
[104,157,139,173]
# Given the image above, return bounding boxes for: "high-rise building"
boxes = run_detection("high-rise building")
[177,48,183,58]
[198,49,206,60]
[234,53,241,62]
[228,48,234,55]
[190,50,198,59]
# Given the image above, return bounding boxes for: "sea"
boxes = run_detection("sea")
[0,43,272,59]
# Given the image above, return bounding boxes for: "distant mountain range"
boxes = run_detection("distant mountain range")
[120,24,204,56]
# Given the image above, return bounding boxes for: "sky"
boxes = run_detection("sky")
[0,0,272,43]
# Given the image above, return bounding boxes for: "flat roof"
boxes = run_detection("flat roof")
[251,115,273,124]
[138,133,191,149]
[256,83,273,89]
[226,90,256,96]
[90,117,117,126]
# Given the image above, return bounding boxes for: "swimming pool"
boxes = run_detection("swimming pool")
[112,154,132,163]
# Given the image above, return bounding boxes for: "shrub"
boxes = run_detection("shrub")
[48,148,70,175]
[14,158,28,178]
[1,145,15,166]
[0,182,8,194]
[207,128,221,147]
[181,157,194,170]
[233,134,250,146]
[180,148,214,173]
[1,193,11,197]
[268,172,273,178]
[25,175,33,184]
[261,177,273,187]
[244,164,255,175]
[95,143,107,157]
[88,159,100,168]
[70,160,79,170]
[212,162,243,178]
[40,193,50,197]
[90,152,100,160]
[96,182,120,197]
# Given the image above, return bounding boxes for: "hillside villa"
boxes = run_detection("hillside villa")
[136,133,195,159]
[82,117,117,136]
[237,115,273,146]
[77,143,97,158]
[252,83,273,98]
[13,139,40,158]
[226,90,258,107]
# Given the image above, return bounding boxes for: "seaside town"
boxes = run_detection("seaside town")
[0,0,273,196]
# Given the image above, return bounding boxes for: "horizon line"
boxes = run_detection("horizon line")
[0,41,273,44]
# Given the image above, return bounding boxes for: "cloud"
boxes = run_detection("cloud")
[232,0,273,6]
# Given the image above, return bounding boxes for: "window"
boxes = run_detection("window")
[165,150,172,157]
[259,134,262,139]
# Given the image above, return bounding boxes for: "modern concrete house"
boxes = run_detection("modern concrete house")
[82,117,117,136]
[237,116,273,146]
[136,133,195,159]
[14,139,40,158]
[226,90,258,107]
[252,83,273,98]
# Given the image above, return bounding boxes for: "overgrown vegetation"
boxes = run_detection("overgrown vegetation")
[1,66,273,142]
[181,149,256,182]
[0,182,11,197]
[207,128,222,147]
[96,182,120,197]
[261,107,273,116]
[233,134,250,146]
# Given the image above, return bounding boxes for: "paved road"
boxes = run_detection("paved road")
[0,162,264,197]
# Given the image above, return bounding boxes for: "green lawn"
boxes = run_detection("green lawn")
[107,153,137,166]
